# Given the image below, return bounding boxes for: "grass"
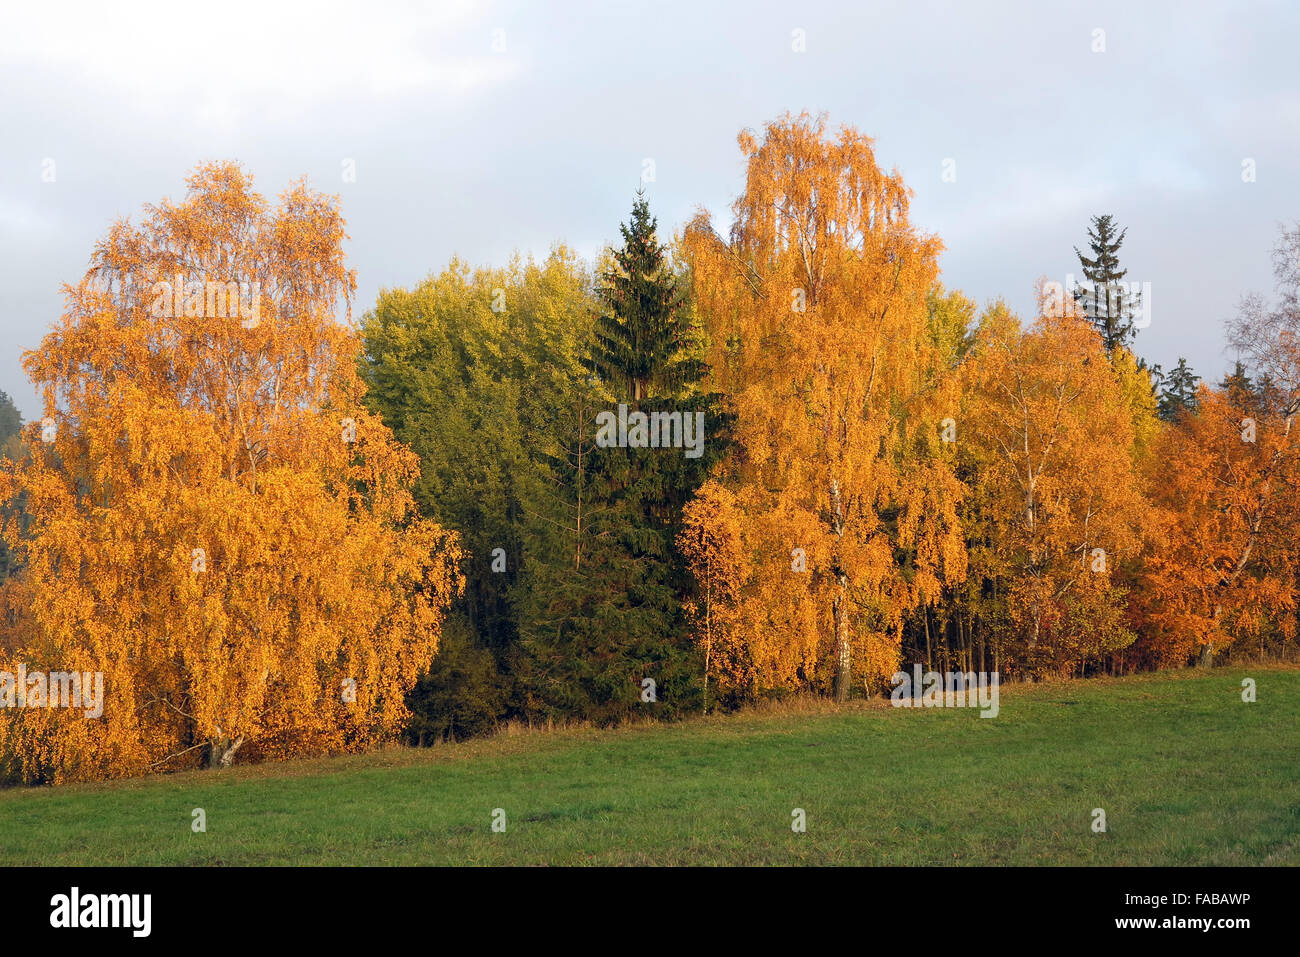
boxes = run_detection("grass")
[1,666,1297,865]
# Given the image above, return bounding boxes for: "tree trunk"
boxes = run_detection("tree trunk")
[207,735,245,769]
[1200,603,1222,668]
[704,557,712,714]
[833,582,851,701]
[923,607,932,671]
[829,477,851,701]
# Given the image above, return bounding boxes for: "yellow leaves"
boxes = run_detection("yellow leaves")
[0,164,460,783]
[961,307,1148,663]
[1135,385,1300,664]
[682,114,965,696]
[678,481,748,694]
[1109,348,1161,462]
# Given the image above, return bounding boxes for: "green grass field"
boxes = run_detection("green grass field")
[1,667,1296,865]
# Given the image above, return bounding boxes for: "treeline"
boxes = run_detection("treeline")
[365,113,1300,738]
[2,113,1297,781]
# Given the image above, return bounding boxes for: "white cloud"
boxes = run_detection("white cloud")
[0,0,518,112]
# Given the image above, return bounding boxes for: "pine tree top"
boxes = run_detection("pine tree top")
[1072,213,1140,356]
[588,191,705,401]
[1075,214,1130,283]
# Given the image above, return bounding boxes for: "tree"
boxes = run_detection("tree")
[0,163,463,782]
[1157,358,1201,421]
[0,391,24,584]
[0,391,21,452]
[961,291,1148,674]
[1162,220,1300,665]
[586,189,704,400]
[1111,346,1162,462]
[677,480,747,709]
[404,616,507,745]
[1138,386,1299,666]
[926,284,977,368]
[1135,225,1300,667]
[1220,360,1256,405]
[684,112,966,700]
[360,248,597,732]
[1074,214,1141,355]
[1230,222,1300,409]
[514,195,722,722]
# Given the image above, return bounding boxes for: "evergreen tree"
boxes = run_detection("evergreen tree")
[0,390,21,449]
[515,194,727,722]
[1074,214,1141,355]
[1219,359,1260,413]
[1217,359,1285,417]
[585,190,705,399]
[1157,357,1201,421]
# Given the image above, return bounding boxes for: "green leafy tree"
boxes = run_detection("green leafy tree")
[404,617,508,744]
[0,390,23,583]
[0,391,21,451]
[360,248,598,734]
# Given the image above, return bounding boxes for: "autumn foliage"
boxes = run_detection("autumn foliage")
[683,114,966,700]
[674,114,1298,700]
[0,164,462,782]
[959,296,1149,673]
[1136,386,1300,666]
[2,118,1298,783]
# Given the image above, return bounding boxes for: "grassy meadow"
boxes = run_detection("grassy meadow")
[1,666,1295,866]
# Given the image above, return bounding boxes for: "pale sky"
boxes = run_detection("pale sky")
[2,0,1297,419]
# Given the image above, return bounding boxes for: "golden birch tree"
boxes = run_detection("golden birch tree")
[0,163,462,782]
[961,291,1148,673]
[684,113,966,700]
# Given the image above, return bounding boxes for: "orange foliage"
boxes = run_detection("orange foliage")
[683,113,966,699]
[0,163,462,782]
[1136,386,1300,665]
[677,480,747,706]
[962,295,1149,672]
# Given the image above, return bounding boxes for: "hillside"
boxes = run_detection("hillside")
[1,667,1295,866]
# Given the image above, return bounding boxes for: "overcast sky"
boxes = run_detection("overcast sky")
[2,0,1297,420]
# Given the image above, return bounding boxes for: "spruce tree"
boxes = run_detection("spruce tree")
[1157,357,1201,421]
[1218,359,1284,415]
[1220,360,1254,400]
[0,390,24,583]
[586,190,704,399]
[516,193,726,722]
[0,390,21,447]
[1074,214,1141,355]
